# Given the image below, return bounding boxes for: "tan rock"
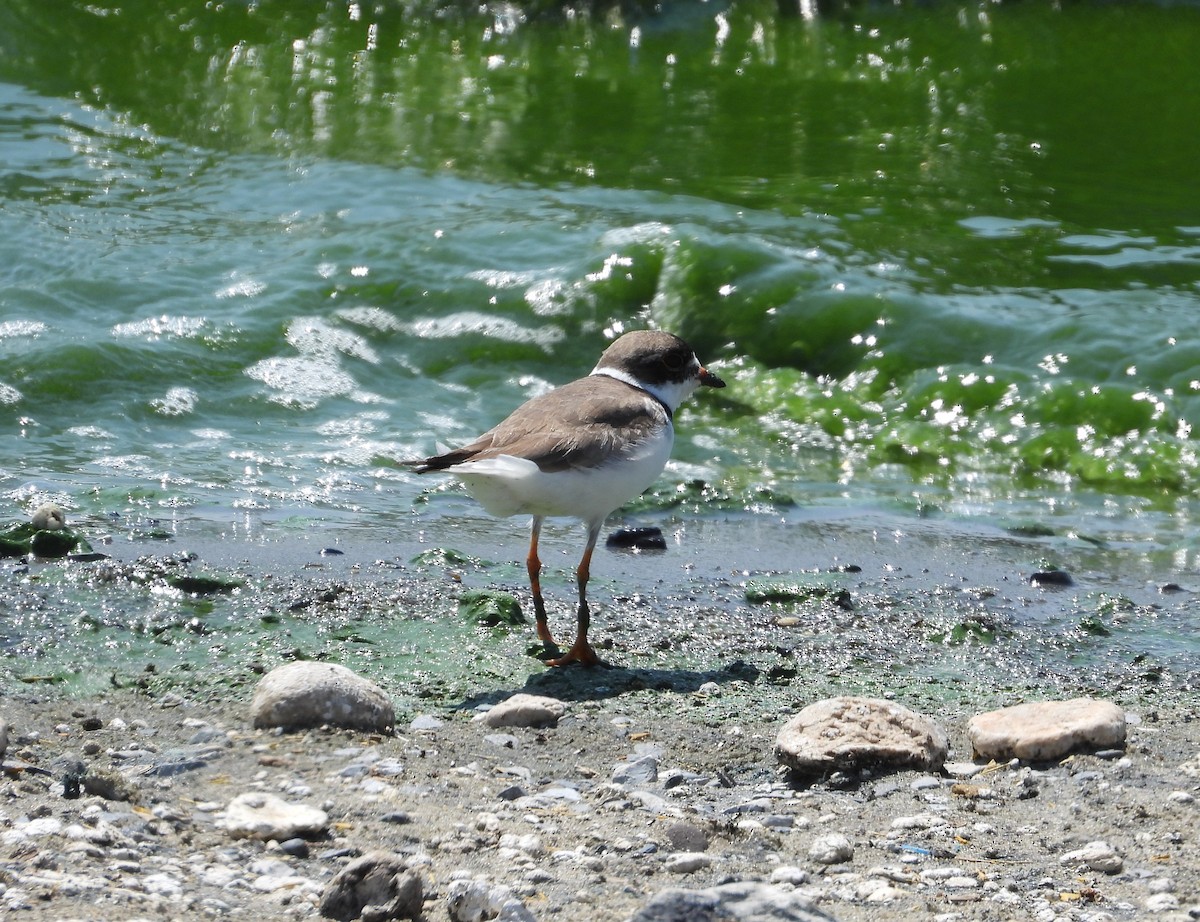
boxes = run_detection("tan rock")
[967,697,1125,761]
[774,696,948,775]
[250,661,394,733]
[473,693,566,729]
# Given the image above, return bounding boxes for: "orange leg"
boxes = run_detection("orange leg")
[527,516,557,650]
[546,520,603,667]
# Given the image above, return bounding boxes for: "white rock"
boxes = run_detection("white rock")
[252,874,314,893]
[217,792,329,841]
[1059,840,1124,874]
[775,697,948,775]
[859,881,905,903]
[627,881,837,921]
[769,866,810,885]
[967,698,1125,761]
[446,879,536,922]
[808,832,854,865]
[250,661,394,733]
[664,852,713,874]
[2,817,63,844]
[499,833,544,858]
[141,873,183,898]
[474,693,566,729]
[890,812,947,830]
[943,761,984,779]
[31,502,67,530]
[1145,893,1180,912]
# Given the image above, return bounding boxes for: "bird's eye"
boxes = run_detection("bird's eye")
[663,350,685,370]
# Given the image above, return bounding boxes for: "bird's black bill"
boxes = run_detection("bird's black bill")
[699,367,726,388]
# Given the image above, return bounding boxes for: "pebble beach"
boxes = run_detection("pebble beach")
[2,611,1198,922]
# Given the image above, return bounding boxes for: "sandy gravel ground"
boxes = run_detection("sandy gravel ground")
[1,672,1198,921]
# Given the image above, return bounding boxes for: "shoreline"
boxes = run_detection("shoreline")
[3,503,1195,710]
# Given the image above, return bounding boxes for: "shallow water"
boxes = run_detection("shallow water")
[1,0,1199,697]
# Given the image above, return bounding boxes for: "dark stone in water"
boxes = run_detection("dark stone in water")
[1030,570,1073,587]
[320,547,344,556]
[168,574,243,594]
[606,527,667,550]
[67,552,109,563]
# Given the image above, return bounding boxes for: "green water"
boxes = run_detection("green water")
[2,0,1199,698]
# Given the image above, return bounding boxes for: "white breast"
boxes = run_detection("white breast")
[451,424,674,523]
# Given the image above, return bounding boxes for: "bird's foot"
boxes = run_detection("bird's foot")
[544,640,604,668]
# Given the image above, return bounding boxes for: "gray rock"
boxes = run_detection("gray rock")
[319,851,423,921]
[626,881,840,921]
[485,733,521,749]
[968,698,1126,761]
[473,693,566,729]
[218,792,329,841]
[613,754,659,785]
[250,662,394,733]
[775,697,948,776]
[664,821,709,852]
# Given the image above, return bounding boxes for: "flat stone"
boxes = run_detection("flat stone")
[218,792,329,841]
[943,761,984,779]
[627,881,840,921]
[613,754,659,785]
[775,696,948,775]
[664,852,712,874]
[1059,840,1124,874]
[250,662,394,733]
[967,698,1126,761]
[473,693,566,729]
[319,851,423,921]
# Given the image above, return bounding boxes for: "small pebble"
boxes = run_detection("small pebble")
[278,837,309,858]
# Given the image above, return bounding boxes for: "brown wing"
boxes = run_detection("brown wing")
[410,376,668,473]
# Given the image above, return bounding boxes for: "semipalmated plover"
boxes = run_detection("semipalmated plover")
[408,330,725,666]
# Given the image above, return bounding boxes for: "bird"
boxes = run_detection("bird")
[407,330,725,666]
